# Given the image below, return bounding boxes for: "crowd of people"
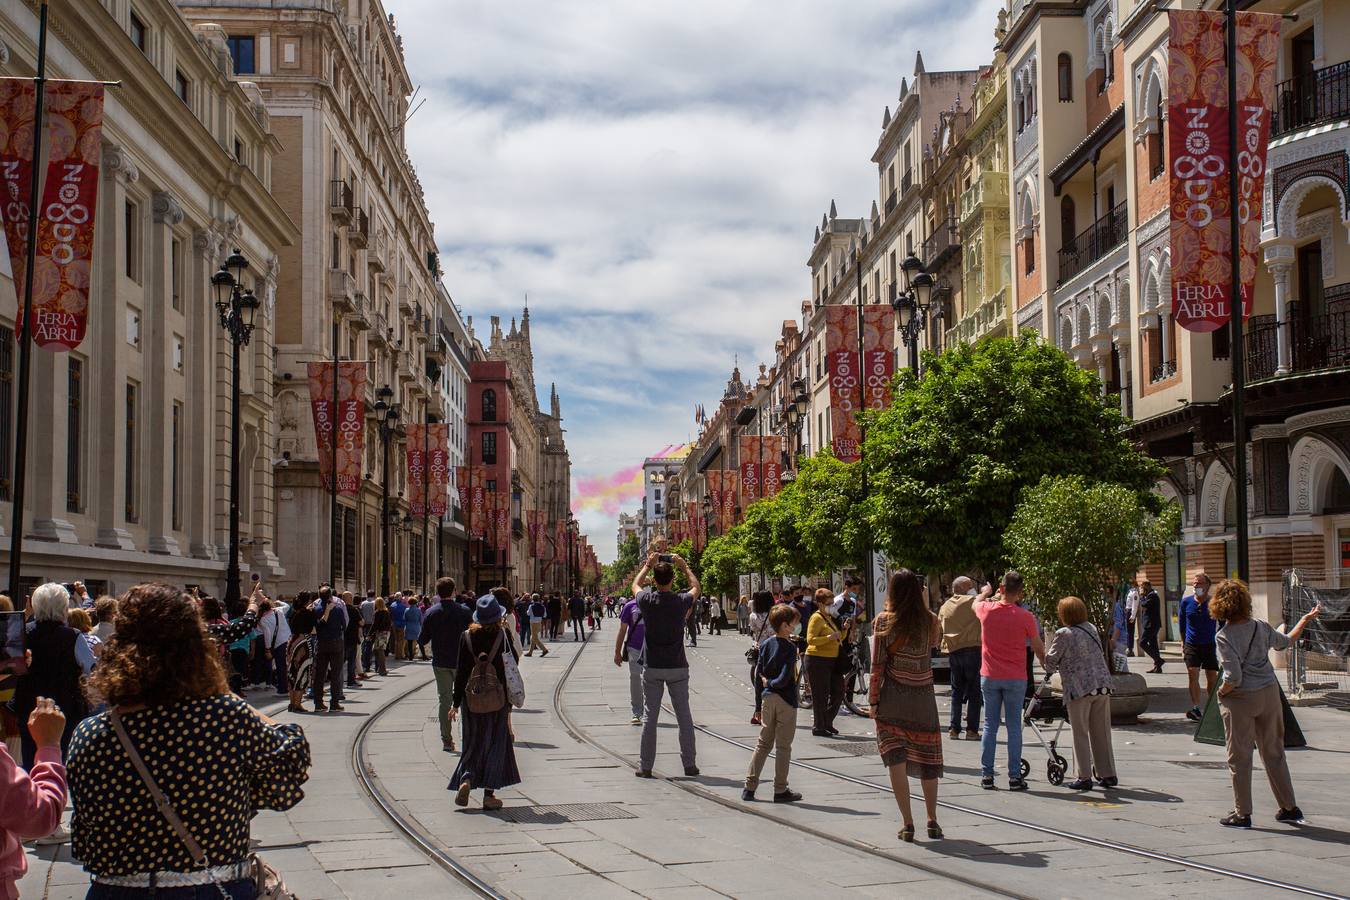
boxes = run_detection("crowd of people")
[0,559,1325,896]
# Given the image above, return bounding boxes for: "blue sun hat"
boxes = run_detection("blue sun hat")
[474,594,504,625]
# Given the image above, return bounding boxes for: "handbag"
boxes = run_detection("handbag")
[109,710,296,900]
[746,617,770,663]
[502,641,526,708]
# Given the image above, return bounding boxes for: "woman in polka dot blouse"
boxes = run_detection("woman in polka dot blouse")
[66,583,311,897]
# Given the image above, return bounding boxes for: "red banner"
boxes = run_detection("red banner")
[527,509,545,558]
[406,426,427,517]
[0,81,36,315]
[307,361,366,496]
[555,519,568,565]
[492,492,509,553]
[455,465,474,529]
[762,435,784,496]
[824,306,862,461]
[1168,11,1279,333]
[862,305,896,410]
[31,83,103,350]
[738,434,762,505]
[427,424,449,516]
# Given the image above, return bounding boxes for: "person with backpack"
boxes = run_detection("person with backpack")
[451,595,521,811]
[614,595,646,725]
[631,553,701,778]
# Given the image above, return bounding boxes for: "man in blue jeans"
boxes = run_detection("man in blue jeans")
[973,572,1046,790]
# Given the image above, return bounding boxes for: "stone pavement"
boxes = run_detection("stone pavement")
[18,626,1350,899]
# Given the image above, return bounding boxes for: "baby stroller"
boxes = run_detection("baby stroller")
[1020,676,1069,785]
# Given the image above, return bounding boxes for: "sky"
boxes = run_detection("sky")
[397,0,1003,562]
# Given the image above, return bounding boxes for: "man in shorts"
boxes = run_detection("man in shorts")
[1180,572,1219,721]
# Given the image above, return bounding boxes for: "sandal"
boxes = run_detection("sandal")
[899,824,915,843]
[927,820,943,839]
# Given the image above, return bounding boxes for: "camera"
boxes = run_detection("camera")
[659,554,673,564]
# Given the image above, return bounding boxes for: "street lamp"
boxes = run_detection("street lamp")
[783,377,809,465]
[893,253,938,376]
[374,384,400,596]
[211,249,261,608]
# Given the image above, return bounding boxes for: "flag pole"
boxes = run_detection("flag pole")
[6,2,48,598]
[855,248,875,622]
[1226,0,1249,582]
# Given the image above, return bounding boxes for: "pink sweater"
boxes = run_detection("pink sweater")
[0,745,66,900]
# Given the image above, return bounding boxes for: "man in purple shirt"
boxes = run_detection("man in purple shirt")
[613,597,646,725]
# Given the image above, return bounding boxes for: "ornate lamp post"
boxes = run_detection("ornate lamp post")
[211,250,261,608]
[783,377,809,464]
[373,384,400,596]
[566,513,578,596]
[893,253,937,376]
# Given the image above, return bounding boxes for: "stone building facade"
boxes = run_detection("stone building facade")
[175,0,445,597]
[0,0,296,598]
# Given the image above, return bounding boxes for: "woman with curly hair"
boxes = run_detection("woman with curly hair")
[66,583,311,897]
[870,569,944,842]
[1210,579,1321,828]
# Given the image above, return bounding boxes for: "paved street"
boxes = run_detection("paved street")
[22,627,1350,899]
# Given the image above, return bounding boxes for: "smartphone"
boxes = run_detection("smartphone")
[251,573,261,584]
[0,611,25,675]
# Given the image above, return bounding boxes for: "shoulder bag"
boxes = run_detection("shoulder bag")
[746,616,770,664]
[501,634,526,708]
[108,709,295,900]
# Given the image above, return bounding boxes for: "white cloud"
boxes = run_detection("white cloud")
[395,0,1004,561]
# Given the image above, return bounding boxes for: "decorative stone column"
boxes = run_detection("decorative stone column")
[188,228,219,560]
[1270,262,1293,375]
[146,190,183,555]
[1090,334,1112,387]
[92,142,138,550]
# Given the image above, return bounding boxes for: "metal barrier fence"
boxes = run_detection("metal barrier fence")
[1283,569,1350,709]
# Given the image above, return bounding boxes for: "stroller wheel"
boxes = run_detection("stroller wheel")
[1054,753,1068,771]
[1048,761,1066,786]
[1019,758,1031,779]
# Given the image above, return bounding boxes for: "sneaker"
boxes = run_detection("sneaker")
[948,728,960,739]
[684,765,700,777]
[442,741,455,753]
[1275,806,1305,824]
[1186,705,1203,721]
[329,704,345,712]
[34,826,70,846]
[454,781,472,807]
[741,789,756,802]
[1097,776,1119,788]
[981,776,996,790]
[1008,777,1029,792]
[1220,812,1252,828]
[811,728,831,737]
[482,795,503,811]
[1066,778,1093,791]
[773,789,803,803]
[634,769,654,779]
[313,704,327,713]
[630,716,642,726]
[965,730,980,741]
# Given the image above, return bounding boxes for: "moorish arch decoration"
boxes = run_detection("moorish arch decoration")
[1289,434,1350,516]
[1199,459,1233,528]
[1274,161,1349,238]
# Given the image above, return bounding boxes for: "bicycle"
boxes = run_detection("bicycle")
[793,625,871,716]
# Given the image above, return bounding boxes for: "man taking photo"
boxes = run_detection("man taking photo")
[631,552,700,778]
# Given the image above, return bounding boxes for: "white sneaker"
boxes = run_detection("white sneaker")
[630,716,642,726]
[35,826,70,846]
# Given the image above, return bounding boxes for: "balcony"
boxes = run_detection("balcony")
[369,311,391,346]
[327,269,355,312]
[1057,202,1128,285]
[367,234,387,273]
[900,169,913,196]
[399,289,417,319]
[960,170,1008,225]
[1245,288,1350,381]
[1149,360,1177,384]
[921,217,960,271]
[884,190,897,215]
[329,179,353,223]
[348,207,369,248]
[348,291,370,330]
[1273,61,1350,138]
[944,287,1008,347]
[426,331,447,364]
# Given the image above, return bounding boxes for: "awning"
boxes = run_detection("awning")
[1049,104,1125,195]
[696,441,723,473]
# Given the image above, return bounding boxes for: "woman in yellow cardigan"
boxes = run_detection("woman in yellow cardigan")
[805,587,849,736]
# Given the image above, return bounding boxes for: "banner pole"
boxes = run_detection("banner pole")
[329,320,338,589]
[422,413,429,595]
[855,249,875,622]
[1226,0,1249,582]
[6,2,47,598]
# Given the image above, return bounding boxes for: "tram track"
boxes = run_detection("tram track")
[349,672,506,900]
[558,638,1347,900]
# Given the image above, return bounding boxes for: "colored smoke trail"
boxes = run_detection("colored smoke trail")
[573,443,691,516]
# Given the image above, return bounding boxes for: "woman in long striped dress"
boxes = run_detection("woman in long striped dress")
[869,568,944,842]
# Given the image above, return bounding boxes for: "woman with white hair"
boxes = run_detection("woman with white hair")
[16,582,93,768]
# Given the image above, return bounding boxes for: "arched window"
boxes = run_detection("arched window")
[1147,86,1165,179]
[1060,196,1077,247]
[481,388,496,422]
[1057,53,1073,102]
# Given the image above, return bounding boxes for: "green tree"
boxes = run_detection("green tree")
[700,528,749,598]
[778,450,865,576]
[865,333,1164,574]
[603,533,641,591]
[1004,475,1180,671]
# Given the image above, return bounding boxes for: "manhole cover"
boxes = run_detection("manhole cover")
[1167,760,1227,769]
[486,803,638,824]
[829,741,879,757]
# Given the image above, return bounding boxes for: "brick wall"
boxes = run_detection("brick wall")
[1250,534,1293,583]
[1015,234,1042,306]
[1134,136,1168,222]
[1185,541,1226,581]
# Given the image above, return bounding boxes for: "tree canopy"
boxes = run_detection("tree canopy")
[1004,474,1180,670]
[700,528,749,598]
[864,334,1164,575]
